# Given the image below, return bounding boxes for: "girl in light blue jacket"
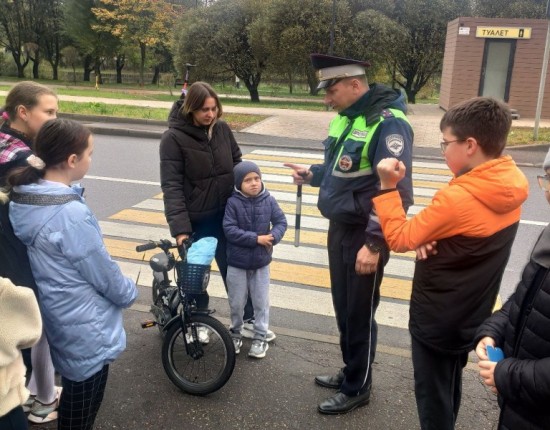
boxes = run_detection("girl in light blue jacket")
[7,118,138,430]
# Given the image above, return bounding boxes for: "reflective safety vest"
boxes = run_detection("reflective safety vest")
[326,108,410,178]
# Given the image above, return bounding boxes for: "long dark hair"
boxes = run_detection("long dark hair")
[7,119,91,187]
[181,81,223,123]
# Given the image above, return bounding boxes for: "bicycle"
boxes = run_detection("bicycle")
[136,239,236,395]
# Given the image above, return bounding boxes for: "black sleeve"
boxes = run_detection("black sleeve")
[474,296,512,347]
[159,130,192,236]
[495,357,550,409]
[227,125,242,166]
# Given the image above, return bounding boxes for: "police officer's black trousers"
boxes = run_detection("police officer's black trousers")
[327,221,386,397]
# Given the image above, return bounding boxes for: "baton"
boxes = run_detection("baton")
[294,183,302,247]
[294,171,308,247]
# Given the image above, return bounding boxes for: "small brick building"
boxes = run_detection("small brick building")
[440,17,550,118]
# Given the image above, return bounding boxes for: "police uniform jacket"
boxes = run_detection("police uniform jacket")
[373,156,529,354]
[474,224,550,430]
[309,84,414,245]
[160,100,242,237]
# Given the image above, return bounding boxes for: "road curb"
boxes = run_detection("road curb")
[59,112,168,126]
[61,112,544,166]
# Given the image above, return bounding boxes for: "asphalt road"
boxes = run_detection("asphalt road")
[33,132,547,430]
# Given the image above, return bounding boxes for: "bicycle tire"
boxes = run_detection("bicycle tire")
[152,279,166,335]
[162,314,236,395]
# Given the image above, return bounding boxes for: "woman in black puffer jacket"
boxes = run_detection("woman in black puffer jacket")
[474,156,550,430]
[159,82,242,311]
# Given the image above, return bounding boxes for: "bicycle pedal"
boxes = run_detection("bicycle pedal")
[141,320,157,329]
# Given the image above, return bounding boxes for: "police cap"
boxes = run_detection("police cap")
[310,54,370,90]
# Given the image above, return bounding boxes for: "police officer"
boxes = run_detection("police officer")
[286,54,414,414]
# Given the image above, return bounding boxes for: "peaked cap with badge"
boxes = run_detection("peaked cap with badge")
[310,54,371,90]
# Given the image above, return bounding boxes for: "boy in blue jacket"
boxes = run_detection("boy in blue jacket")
[223,161,287,358]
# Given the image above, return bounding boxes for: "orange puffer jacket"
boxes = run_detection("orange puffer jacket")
[373,155,529,353]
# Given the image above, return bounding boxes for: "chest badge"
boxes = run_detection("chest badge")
[351,129,368,139]
[338,155,353,171]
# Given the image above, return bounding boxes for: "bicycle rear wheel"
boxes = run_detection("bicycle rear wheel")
[162,314,236,395]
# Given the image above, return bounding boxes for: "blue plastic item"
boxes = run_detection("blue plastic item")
[487,345,504,362]
[187,237,218,265]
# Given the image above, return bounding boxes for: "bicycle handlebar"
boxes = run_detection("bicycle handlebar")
[135,241,161,252]
[135,238,194,258]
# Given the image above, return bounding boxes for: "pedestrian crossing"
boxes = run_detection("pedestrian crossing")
[101,149,453,330]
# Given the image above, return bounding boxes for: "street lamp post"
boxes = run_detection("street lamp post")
[329,0,336,55]
[534,0,550,140]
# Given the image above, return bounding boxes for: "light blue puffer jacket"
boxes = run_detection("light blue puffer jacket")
[9,180,137,382]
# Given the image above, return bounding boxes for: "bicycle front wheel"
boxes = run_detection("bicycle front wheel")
[162,314,236,395]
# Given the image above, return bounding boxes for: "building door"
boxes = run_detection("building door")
[479,40,516,101]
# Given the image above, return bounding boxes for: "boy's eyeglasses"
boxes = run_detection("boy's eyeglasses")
[440,139,466,153]
[537,174,550,191]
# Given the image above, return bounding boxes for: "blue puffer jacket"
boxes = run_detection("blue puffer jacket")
[223,185,287,270]
[9,180,137,382]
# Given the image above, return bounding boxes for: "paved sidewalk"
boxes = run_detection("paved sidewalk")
[0,91,550,150]
[2,90,548,163]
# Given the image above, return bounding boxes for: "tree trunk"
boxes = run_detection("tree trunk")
[152,66,160,85]
[83,55,93,81]
[139,43,146,87]
[51,40,60,80]
[10,50,28,78]
[404,86,416,104]
[243,77,260,102]
[306,69,318,95]
[288,71,293,95]
[94,63,102,85]
[14,58,26,78]
[32,53,40,79]
[248,87,260,102]
[116,55,125,84]
[16,65,25,78]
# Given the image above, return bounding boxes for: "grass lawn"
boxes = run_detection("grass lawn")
[1,81,549,143]
[0,97,267,131]
[0,81,326,111]
[508,127,550,146]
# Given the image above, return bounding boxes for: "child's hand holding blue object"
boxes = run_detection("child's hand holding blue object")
[187,237,218,265]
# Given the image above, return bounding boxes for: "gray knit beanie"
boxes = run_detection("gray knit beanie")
[544,148,550,170]
[234,161,261,190]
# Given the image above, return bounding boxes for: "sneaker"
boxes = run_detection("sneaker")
[233,338,242,354]
[248,339,269,359]
[22,394,35,413]
[27,386,62,424]
[242,322,276,343]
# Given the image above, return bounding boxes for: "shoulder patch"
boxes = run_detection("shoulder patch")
[385,134,405,157]
[381,109,394,119]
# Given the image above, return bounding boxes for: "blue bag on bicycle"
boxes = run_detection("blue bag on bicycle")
[187,237,218,265]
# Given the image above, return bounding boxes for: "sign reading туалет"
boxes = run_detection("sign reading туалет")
[476,27,532,39]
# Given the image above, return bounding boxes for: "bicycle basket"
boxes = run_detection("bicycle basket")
[176,261,211,294]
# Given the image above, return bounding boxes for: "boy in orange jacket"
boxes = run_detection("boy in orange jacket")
[372,97,529,430]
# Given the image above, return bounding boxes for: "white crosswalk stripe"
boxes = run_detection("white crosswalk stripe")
[101,149,453,330]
